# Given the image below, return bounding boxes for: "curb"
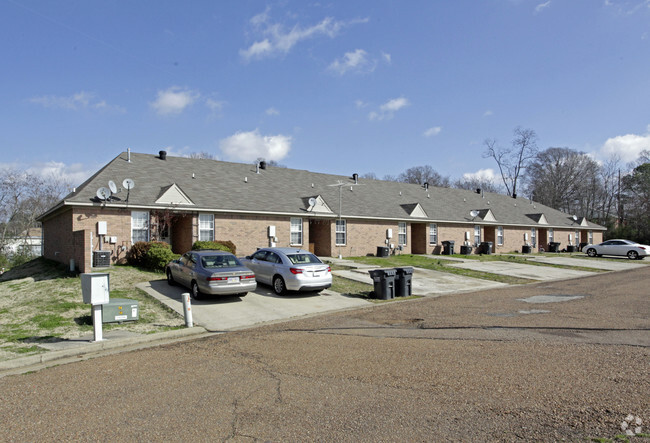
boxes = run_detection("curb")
[0,326,208,373]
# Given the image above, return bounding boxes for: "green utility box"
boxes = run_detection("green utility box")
[101,298,139,323]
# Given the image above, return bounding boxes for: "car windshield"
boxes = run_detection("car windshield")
[201,255,242,268]
[286,253,322,265]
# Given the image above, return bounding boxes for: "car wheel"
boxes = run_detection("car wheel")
[586,248,597,257]
[166,269,175,286]
[191,281,202,300]
[627,250,639,260]
[273,276,286,295]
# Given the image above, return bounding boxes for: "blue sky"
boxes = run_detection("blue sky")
[2,0,650,186]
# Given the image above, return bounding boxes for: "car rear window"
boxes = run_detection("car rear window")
[202,255,242,268]
[287,253,322,265]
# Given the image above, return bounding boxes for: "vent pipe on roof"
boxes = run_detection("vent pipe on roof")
[424,182,429,191]
[352,173,358,184]
[259,161,267,170]
[159,150,167,160]
[127,148,131,162]
[512,193,517,199]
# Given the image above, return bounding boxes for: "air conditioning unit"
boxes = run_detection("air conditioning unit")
[93,250,111,267]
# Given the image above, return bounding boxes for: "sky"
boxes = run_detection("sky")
[2,0,650,187]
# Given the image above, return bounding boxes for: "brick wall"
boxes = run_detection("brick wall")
[42,209,74,265]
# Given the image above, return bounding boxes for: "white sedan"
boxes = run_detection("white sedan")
[584,239,649,260]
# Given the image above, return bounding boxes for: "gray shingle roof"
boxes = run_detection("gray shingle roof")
[42,151,605,230]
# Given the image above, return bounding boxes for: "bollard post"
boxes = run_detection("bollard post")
[181,292,193,327]
[91,304,104,341]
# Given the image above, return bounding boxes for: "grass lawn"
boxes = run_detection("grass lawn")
[0,258,184,362]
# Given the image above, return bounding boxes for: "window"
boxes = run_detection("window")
[429,223,438,245]
[131,211,149,243]
[548,228,554,243]
[290,218,303,245]
[199,214,214,241]
[575,230,580,245]
[474,225,481,246]
[588,230,593,244]
[497,226,504,246]
[335,219,346,245]
[531,228,537,247]
[398,222,407,245]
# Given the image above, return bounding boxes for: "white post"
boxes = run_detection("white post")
[92,304,104,341]
[182,292,193,327]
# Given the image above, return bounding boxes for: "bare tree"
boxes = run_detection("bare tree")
[453,176,503,193]
[397,165,451,187]
[483,127,538,197]
[188,151,216,159]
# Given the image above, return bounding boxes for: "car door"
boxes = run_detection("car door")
[609,240,629,256]
[247,250,270,284]
[179,252,199,286]
[174,253,192,286]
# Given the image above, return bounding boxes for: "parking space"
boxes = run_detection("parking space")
[138,280,371,332]
[525,255,649,271]
[446,260,596,281]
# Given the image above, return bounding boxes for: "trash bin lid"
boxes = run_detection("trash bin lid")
[395,267,414,275]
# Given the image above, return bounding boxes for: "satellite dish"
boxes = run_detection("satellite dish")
[96,187,111,200]
[572,215,578,221]
[470,210,479,218]
[308,197,317,207]
[123,178,135,190]
[108,180,118,194]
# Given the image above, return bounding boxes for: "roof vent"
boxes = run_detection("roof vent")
[352,173,358,184]
[424,182,429,191]
[259,161,267,170]
[512,193,517,199]
[159,150,167,160]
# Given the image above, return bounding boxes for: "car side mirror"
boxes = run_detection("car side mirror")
[245,255,251,260]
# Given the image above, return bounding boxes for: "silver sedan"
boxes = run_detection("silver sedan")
[241,247,332,295]
[166,250,257,299]
[584,239,649,260]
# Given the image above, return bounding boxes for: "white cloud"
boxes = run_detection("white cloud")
[462,168,498,183]
[368,97,410,121]
[240,12,368,61]
[151,86,199,115]
[600,132,650,162]
[382,52,392,64]
[219,130,291,162]
[535,1,551,13]
[205,97,226,113]
[328,49,374,75]
[483,110,494,117]
[355,100,368,108]
[423,126,442,137]
[265,107,280,116]
[29,92,124,112]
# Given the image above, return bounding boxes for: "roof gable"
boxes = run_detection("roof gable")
[477,209,496,222]
[401,203,428,218]
[155,184,194,205]
[526,213,548,225]
[306,195,333,214]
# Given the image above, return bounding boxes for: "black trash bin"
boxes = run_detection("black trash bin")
[548,242,560,253]
[460,245,472,255]
[442,240,455,255]
[579,242,588,252]
[368,268,396,299]
[480,241,493,255]
[376,246,389,257]
[566,245,576,253]
[522,245,532,254]
[395,267,413,297]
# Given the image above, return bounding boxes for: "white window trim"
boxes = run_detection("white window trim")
[531,228,537,247]
[429,223,438,245]
[474,225,481,246]
[199,213,215,242]
[548,228,554,243]
[398,222,407,246]
[497,226,504,246]
[335,219,347,246]
[131,211,150,243]
[290,218,303,245]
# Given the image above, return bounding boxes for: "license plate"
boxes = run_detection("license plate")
[313,272,321,277]
[227,277,239,284]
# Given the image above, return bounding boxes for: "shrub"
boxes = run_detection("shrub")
[145,244,178,271]
[127,241,171,268]
[192,240,236,255]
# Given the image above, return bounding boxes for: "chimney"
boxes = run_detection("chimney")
[352,173,358,184]
[159,150,167,160]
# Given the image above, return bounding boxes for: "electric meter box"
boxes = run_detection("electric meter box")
[102,298,139,323]
[81,273,110,305]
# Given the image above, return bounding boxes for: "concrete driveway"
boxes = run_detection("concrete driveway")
[446,260,596,280]
[525,255,650,271]
[138,280,371,332]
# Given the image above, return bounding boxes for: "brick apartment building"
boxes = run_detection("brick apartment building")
[38,150,605,273]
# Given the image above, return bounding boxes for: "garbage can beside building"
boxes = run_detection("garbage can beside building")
[548,242,560,253]
[442,240,455,255]
[395,267,413,297]
[368,268,396,300]
[480,241,493,255]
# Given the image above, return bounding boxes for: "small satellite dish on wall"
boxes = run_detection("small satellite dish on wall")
[308,197,317,207]
[123,178,135,190]
[108,180,118,194]
[470,210,479,218]
[96,187,111,201]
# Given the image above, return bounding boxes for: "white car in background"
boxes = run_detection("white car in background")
[583,239,649,260]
